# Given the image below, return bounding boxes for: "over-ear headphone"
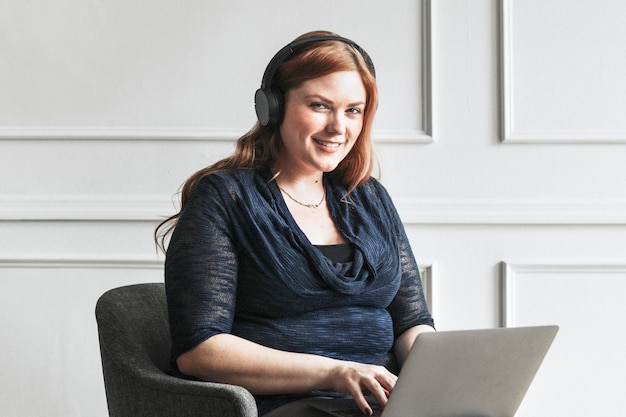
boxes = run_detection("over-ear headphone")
[254,35,376,126]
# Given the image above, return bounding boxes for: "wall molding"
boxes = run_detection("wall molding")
[500,261,626,327]
[0,127,247,142]
[499,0,626,144]
[384,0,434,145]
[422,0,433,141]
[0,127,432,144]
[396,197,626,225]
[4,195,626,224]
[0,195,175,221]
[419,263,434,312]
[375,129,432,145]
[0,254,163,270]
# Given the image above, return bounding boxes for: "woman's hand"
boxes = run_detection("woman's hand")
[327,361,397,416]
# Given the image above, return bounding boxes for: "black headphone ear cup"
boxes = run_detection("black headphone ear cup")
[254,86,283,126]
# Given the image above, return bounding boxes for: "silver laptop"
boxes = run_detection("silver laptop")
[309,325,559,417]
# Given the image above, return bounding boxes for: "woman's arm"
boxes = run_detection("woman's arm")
[177,333,397,415]
[372,181,435,366]
[393,324,436,366]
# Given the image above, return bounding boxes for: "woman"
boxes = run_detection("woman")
[156,30,435,417]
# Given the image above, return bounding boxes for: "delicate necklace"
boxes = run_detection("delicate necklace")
[279,187,326,209]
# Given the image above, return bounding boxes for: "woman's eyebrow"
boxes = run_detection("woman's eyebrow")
[303,94,365,107]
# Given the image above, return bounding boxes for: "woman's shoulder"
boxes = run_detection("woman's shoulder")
[183,169,268,210]
[354,176,392,201]
[194,169,265,192]
[343,177,399,220]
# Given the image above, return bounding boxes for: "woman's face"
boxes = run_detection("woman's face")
[278,70,366,177]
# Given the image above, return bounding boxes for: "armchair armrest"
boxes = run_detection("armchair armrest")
[100,342,257,417]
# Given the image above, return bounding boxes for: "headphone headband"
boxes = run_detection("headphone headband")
[254,35,375,126]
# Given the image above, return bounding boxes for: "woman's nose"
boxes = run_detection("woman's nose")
[327,112,346,134]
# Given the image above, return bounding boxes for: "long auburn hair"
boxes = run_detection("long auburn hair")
[155,30,378,252]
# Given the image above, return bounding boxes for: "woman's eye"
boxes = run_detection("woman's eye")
[346,107,363,115]
[310,102,329,110]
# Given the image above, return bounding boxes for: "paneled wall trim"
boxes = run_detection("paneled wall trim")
[4,196,626,224]
[419,263,434,312]
[394,197,626,226]
[500,261,626,327]
[0,255,163,270]
[500,260,626,415]
[499,0,626,144]
[0,127,248,141]
[0,255,163,417]
[0,195,174,221]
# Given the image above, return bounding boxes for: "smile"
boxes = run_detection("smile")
[313,138,342,149]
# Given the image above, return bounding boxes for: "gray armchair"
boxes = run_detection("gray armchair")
[95,283,257,417]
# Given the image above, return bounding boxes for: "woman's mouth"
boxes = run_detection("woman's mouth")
[313,138,342,149]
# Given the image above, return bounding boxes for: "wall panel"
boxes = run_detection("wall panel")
[501,0,626,143]
[502,263,626,416]
[0,0,430,143]
[0,257,162,417]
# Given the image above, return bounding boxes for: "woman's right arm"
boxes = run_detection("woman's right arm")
[178,333,397,415]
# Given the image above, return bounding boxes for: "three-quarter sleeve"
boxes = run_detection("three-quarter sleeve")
[376,184,434,338]
[165,177,239,360]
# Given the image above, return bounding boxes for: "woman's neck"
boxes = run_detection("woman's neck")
[272,166,324,191]
[275,174,325,208]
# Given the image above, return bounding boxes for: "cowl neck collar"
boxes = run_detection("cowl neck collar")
[258,170,400,296]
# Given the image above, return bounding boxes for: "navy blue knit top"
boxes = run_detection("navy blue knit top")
[164,169,433,397]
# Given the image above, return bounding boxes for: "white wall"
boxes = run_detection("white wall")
[1,1,625,416]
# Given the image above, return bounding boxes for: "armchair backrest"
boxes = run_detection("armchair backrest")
[96,283,171,376]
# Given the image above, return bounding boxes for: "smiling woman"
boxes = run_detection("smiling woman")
[155,30,434,417]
